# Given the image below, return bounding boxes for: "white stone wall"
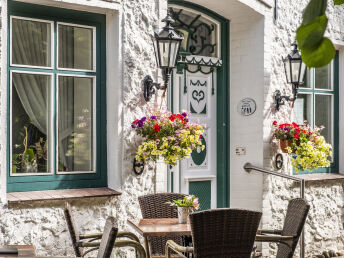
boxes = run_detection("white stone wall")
[262,0,344,257]
[0,0,167,257]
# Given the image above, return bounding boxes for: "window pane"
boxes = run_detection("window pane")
[315,64,331,90]
[315,95,332,143]
[12,73,51,174]
[301,68,311,88]
[58,24,94,70]
[58,76,94,172]
[294,94,312,125]
[12,18,51,67]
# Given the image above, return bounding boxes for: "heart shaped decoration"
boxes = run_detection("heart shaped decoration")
[192,90,205,103]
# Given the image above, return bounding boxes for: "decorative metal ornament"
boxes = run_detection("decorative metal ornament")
[275,153,284,170]
[237,98,256,116]
[133,158,144,175]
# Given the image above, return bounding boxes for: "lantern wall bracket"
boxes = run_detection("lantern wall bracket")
[274,84,299,111]
[143,75,167,102]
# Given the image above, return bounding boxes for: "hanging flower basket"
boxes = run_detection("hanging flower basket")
[272,121,332,172]
[131,109,205,167]
[279,139,293,153]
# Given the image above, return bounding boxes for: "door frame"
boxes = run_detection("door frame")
[168,0,230,208]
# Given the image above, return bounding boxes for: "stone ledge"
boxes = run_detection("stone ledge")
[294,173,344,183]
[7,187,121,203]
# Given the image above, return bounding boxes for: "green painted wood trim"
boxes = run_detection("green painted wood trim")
[189,181,211,210]
[169,0,230,208]
[7,1,107,192]
[296,51,339,174]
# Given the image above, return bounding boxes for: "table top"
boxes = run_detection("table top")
[128,218,191,237]
[0,245,35,258]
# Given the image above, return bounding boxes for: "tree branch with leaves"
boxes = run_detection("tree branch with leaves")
[296,0,343,68]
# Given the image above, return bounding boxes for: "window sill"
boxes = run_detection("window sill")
[294,173,344,182]
[7,187,121,204]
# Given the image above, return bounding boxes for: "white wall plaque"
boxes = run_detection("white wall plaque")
[237,98,256,116]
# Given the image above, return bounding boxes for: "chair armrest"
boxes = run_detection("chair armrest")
[255,234,294,248]
[77,239,146,258]
[115,240,146,258]
[117,231,140,243]
[165,240,193,258]
[257,229,283,235]
[79,233,102,240]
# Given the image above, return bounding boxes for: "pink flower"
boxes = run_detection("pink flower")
[193,198,199,206]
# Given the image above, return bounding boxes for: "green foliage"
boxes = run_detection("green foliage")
[296,0,342,68]
[166,195,200,210]
[301,38,336,68]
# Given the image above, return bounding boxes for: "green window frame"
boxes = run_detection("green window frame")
[294,52,339,174]
[7,1,107,192]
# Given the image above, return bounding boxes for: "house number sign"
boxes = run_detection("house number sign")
[237,98,256,116]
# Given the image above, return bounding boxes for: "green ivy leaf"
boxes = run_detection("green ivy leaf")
[296,14,328,49]
[302,0,327,25]
[300,38,335,67]
[334,0,344,4]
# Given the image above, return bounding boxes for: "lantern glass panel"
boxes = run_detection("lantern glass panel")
[158,40,171,67]
[291,60,301,83]
[153,38,159,67]
[299,62,307,85]
[168,40,180,67]
[284,59,291,83]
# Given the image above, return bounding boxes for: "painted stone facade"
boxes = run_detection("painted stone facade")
[0,0,166,257]
[262,0,344,256]
[0,0,343,257]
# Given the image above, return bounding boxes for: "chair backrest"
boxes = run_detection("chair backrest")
[138,193,185,256]
[97,217,118,258]
[63,202,83,257]
[277,198,310,258]
[190,208,262,258]
[138,193,185,219]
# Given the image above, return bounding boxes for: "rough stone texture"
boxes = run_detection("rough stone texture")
[262,0,344,257]
[0,0,166,257]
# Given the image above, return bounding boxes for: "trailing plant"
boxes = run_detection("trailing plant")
[131,108,205,167]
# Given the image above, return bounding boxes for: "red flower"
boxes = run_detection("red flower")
[296,128,300,134]
[294,134,300,139]
[273,121,278,125]
[153,124,161,132]
[292,122,299,128]
[132,120,139,124]
[169,114,176,121]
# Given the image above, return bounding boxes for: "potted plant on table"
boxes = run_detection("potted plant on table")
[166,195,200,224]
[131,109,205,167]
[272,121,332,172]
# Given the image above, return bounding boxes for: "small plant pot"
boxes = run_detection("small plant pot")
[177,207,190,224]
[280,139,293,153]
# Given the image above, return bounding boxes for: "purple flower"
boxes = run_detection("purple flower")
[141,117,147,122]
[138,121,144,127]
[185,119,189,122]
[151,115,157,120]
[131,124,136,128]
[182,112,187,117]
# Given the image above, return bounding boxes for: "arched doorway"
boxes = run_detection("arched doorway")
[168,0,229,209]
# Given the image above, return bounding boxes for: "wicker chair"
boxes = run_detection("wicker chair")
[97,217,118,258]
[63,202,145,258]
[166,208,262,258]
[138,193,185,258]
[255,198,310,258]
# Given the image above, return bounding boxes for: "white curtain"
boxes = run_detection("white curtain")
[12,19,75,171]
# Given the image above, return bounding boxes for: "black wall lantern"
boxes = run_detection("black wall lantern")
[274,42,307,110]
[143,12,184,102]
